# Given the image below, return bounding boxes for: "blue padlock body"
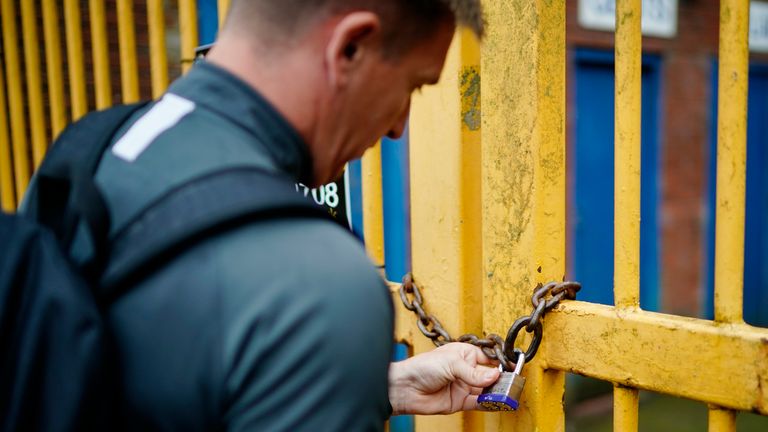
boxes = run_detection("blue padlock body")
[477,393,519,410]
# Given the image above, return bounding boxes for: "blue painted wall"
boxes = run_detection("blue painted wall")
[705,63,768,326]
[381,127,414,432]
[570,49,661,311]
[381,127,412,282]
[347,159,365,240]
[196,0,218,45]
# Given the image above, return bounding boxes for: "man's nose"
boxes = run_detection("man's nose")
[387,101,410,139]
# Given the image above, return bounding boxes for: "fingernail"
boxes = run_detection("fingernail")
[485,370,498,380]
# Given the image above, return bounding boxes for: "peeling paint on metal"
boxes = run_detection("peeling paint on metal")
[407,28,484,431]
[543,302,768,415]
[460,66,481,131]
[714,0,749,324]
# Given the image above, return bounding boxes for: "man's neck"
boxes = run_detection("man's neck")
[206,36,318,155]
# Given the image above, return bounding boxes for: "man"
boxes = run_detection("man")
[86,0,498,429]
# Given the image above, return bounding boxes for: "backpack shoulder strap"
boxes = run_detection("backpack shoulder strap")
[99,166,332,300]
[30,103,150,269]
[38,103,151,181]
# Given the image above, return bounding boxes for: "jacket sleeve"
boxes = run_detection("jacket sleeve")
[216,220,394,432]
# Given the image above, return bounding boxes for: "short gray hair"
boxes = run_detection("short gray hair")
[227,0,485,54]
[444,0,485,38]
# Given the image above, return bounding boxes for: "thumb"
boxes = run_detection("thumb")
[453,361,500,388]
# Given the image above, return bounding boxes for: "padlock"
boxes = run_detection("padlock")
[478,350,526,411]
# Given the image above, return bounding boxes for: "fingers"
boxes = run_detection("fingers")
[470,346,496,366]
[436,343,500,388]
[451,356,500,388]
[469,385,484,395]
[457,342,502,368]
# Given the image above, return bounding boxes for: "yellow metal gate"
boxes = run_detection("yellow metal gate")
[374,1,768,430]
[1,1,767,431]
[0,0,199,211]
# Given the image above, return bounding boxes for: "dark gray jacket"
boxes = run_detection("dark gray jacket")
[85,62,393,431]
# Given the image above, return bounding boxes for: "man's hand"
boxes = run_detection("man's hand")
[388,343,501,416]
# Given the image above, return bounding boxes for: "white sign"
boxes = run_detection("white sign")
[751,2,768,53]
[578,0,678,38]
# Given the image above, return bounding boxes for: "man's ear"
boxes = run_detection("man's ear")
[325,11,381,90]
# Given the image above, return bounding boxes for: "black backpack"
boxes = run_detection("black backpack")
[0,103,330,431]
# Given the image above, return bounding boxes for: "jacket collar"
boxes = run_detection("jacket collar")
[167,61,314,183]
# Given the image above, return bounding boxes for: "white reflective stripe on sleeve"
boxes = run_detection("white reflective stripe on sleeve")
[112,93,196,162]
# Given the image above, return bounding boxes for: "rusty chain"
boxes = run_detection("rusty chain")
[399,273,581,371]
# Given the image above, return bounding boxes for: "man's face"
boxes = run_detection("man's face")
[320,20,456,184]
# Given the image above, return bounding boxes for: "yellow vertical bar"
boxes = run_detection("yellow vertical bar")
[89,0,113,109]
[531,1,567,428]
[360,142,385,432]
[21,0,48,168]
[614,385,640,430]
[64,0,88,119]
[0,60,16,211]
[179,0,199,74]
[218,0,231,29]
[408,29,483,431]
[148,0,169,98]
[1,0,30,199]
[708,406,737,432]
[42,0,67,138]
[481,1,567,430]
[714,0,748,324]
[710,0,749,425]
[614,0,642,309]
[361,143,385,266]
[614,0,642,427]
[117,0,140,103]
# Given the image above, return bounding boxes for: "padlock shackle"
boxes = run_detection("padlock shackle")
[513,350,526,374]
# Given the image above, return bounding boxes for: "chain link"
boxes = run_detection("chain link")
[399,273,581,371]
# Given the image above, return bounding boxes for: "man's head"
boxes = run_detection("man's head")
[224,1,484,55]
[207,0,484,186]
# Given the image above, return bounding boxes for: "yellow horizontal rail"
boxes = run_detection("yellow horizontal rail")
[541,301,768,414]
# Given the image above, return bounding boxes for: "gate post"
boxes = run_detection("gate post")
[481,1,566,430]
[406,28,484,431]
